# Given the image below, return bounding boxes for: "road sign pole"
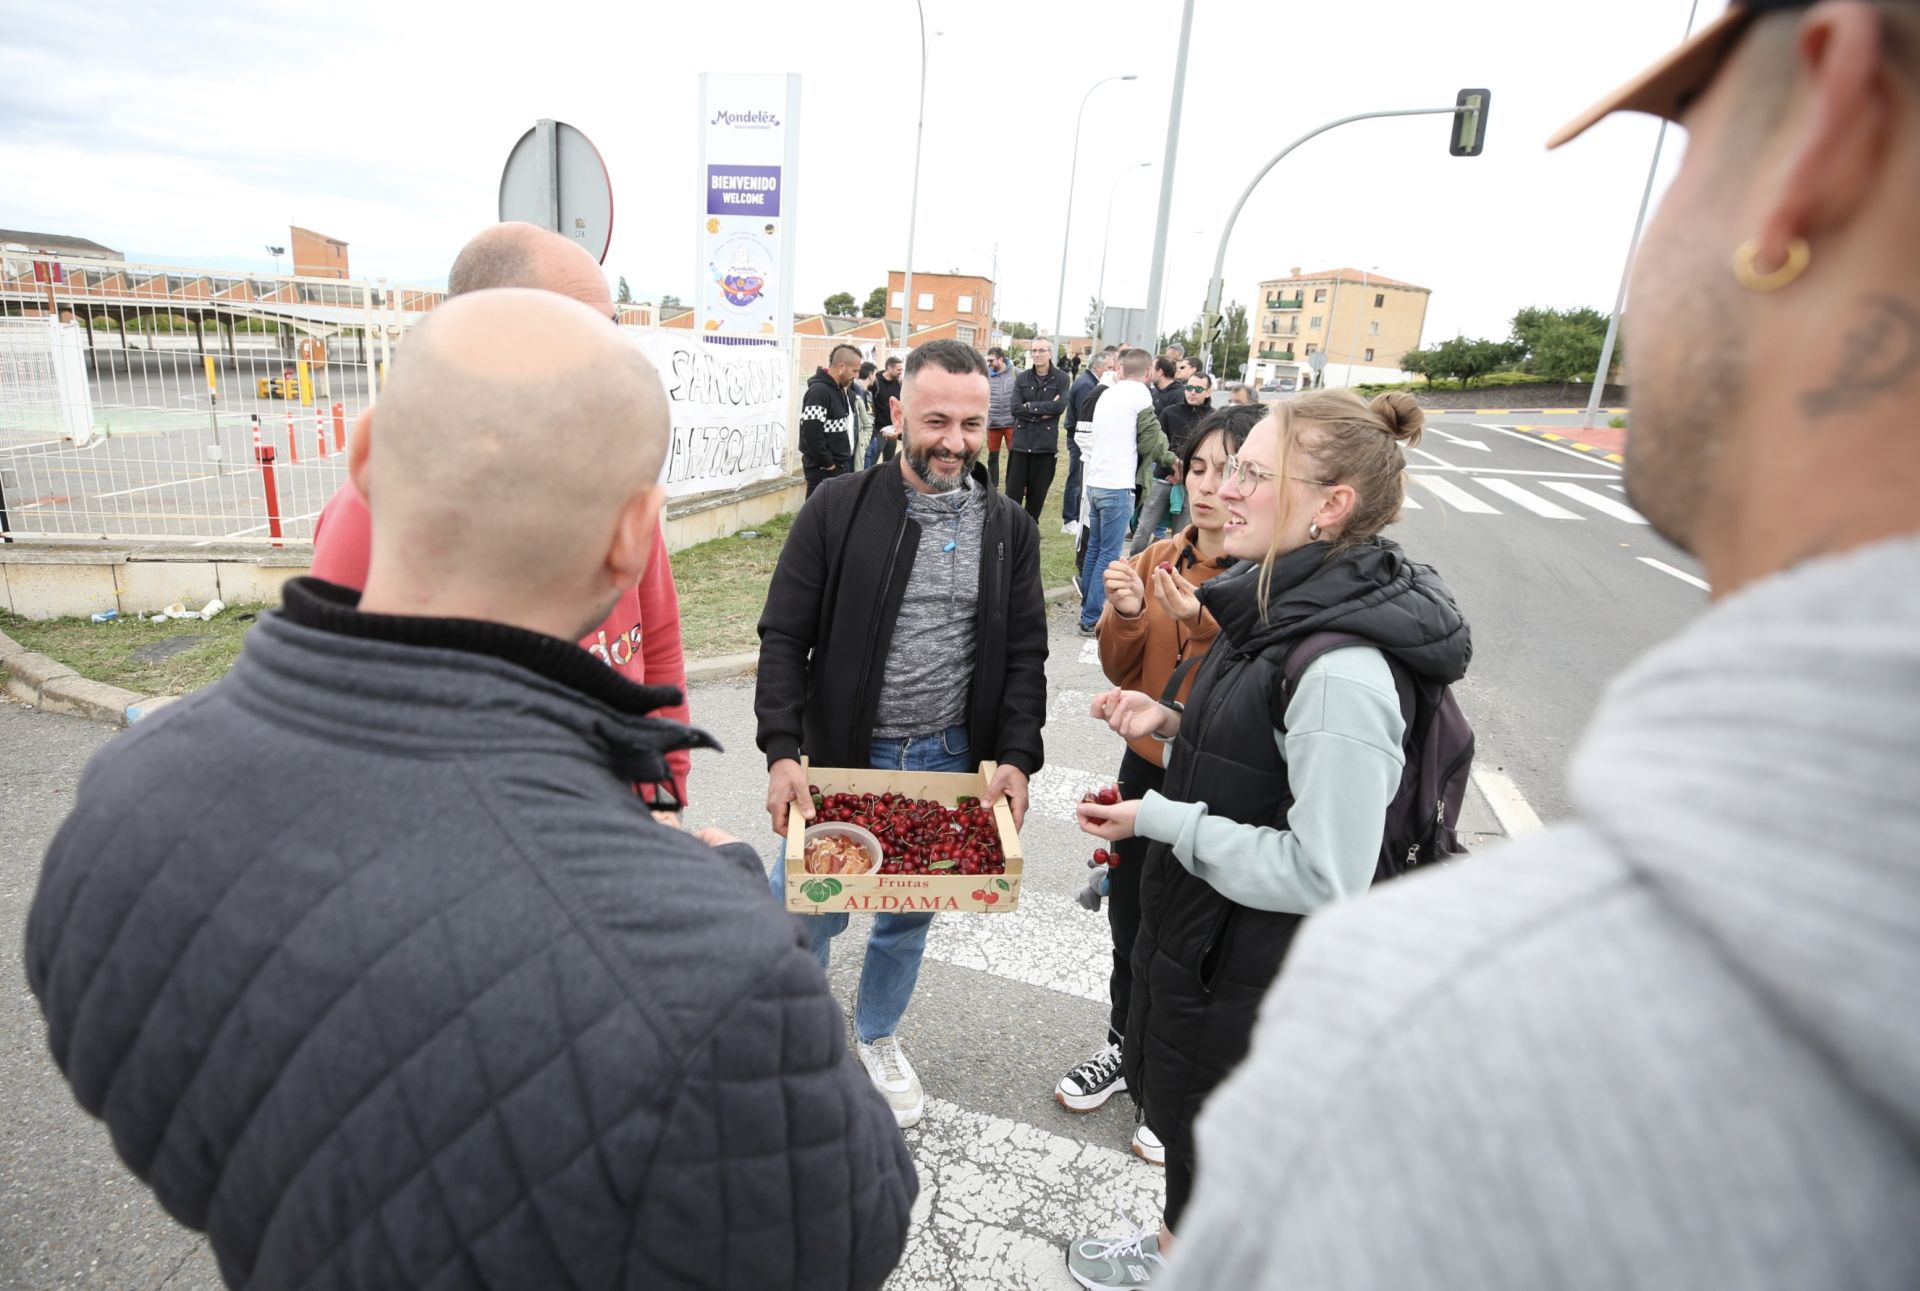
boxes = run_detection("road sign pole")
[1142,0,1195,349]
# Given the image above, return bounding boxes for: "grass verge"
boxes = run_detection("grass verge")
[1,606,265,697]
[1,496,1085,699]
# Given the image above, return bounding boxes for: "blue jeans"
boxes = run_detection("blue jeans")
[767,723,972,1043]
[1062,435,1085,524]
[1079,487,1134,629]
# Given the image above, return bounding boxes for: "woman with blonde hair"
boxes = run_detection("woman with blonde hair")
[1065,390,1471,1290]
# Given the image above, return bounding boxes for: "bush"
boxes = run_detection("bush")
[1608,415,1627,429]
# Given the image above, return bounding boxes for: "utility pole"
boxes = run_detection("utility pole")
[901,0,928,354]
[1142,0,1196,350]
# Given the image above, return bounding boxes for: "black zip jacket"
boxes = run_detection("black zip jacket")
[1010,364,1073,453]
[872,373,903,431]
[755,459,1049,776]
[799,368,856,474]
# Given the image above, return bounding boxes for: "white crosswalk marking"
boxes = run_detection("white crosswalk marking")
[924,891,1113,1003]
[1410,473,1501,514]
[1541,480,1648,524]
[1472,477,1581,519]
[1399,493,1423,509]
[1608,484,1626,493]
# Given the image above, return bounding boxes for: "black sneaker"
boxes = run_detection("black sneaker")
[1056,1041,1126,1112]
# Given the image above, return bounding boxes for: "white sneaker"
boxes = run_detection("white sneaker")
[859,1035,927,1128]
[1131,1123,1165,1166]
[1067,1216,1166,1290]
[1061,521,1083,536]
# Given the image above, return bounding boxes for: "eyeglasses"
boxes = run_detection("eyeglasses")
[1184,383,1210,393]
[1222,455,1334,495]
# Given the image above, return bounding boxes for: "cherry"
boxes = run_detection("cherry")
[1095,786,1122,806]
[1157,561,1175,576]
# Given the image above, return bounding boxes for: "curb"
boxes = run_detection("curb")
[0,626,171,727]
[1507,424,1627,465]
[3,581,1093,722]
[1439,406,1628,416]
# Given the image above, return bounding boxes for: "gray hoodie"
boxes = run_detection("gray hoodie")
[987,359,1017,427]
[1164,533,1920,1291]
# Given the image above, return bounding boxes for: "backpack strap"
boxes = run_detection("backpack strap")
[1157,652,1204,707]
[1273,630,1416,738]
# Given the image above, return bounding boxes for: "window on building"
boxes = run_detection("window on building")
[1313,288,1328,302]
[917,292,934,311]
[890,290,904,308]
[1305,344,1318,355]
[1310,315,1323,330]
[958,325,976,345]
[957,294,973,313]
[1373,292,1384,308]
[1364,348,1375,362]
[1288,319,1299,334]
[1369,321,1381,335]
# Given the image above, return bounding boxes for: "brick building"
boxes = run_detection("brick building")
[290,226,349,279]
[885,270,994,349]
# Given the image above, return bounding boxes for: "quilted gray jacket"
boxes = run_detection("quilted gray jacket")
[25,579,917,1290]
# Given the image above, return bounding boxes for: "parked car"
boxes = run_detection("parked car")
[1260,376,1297,394]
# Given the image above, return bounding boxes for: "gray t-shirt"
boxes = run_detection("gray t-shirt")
[872,479,984,738]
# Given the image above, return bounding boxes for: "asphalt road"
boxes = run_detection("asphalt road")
[0,586,1516,1290]
[1399,412,1706,822]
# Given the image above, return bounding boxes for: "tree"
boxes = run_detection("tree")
[1529,317,1606,383]
[616,276,632,305]
[823,291,858,317]
[1421,335,1524,387]
[996,319,1038,340]
[1086,296,1104,337]
[862,286,888,318]
[659,293,683,310]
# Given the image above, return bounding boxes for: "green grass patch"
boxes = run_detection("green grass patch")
[672,505,1083,659]
[1,605,265,697]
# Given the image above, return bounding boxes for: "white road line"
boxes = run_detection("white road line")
[223,507,325,537]
[1637,557,1710,592]
[1608,484,1626,493]
[1410,465,1624,479]
[1076,638,1100,666]
[1482,424,1625,470]
[1410,474,1501,515]
[1399,493,1423,509]
[1540,481,1647,524]
[1469,766,1545,838]
[90,472,222,500]
[1408,447,1455,469]
[1426,426,1491,451]
[1472,477,1580,519]
[894,1098,1164,1290]
[923,891,1113,1004]
[1027,764,1112,824]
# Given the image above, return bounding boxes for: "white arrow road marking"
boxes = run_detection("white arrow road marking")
[1427,426,1492,451]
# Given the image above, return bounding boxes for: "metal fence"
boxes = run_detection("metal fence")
[0,253,837,546]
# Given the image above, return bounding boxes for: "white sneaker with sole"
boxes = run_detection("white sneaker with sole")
[1067,1216,1166,1290]
[1056,1041,1126,1112]
[859,1035,926,1129]
[1131,1123,1165,1166]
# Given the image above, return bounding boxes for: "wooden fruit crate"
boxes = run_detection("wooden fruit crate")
[783,759,1024,915]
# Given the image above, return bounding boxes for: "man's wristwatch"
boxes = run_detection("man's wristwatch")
[1151,699,1185,742]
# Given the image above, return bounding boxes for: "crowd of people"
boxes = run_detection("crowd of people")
[22,2,1920,1287]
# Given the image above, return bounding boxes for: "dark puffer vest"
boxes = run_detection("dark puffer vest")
[1122,540,1471,1170]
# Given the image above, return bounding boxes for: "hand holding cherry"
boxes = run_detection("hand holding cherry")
[1150,561,1201,624]
[1089,688,1176,742]
[1077,784,1141,843]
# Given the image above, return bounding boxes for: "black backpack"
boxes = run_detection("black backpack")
[1276,631,1475,881]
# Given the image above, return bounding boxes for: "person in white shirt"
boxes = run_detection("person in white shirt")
[1076,349,1174,635]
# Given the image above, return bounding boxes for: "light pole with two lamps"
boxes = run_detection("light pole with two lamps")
[1095,162,1153,344]
[1052,73,1136,351]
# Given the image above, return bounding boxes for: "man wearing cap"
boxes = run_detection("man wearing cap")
[1147,4,1920,1289]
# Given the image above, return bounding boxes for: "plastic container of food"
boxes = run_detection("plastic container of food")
[802,822,884,877]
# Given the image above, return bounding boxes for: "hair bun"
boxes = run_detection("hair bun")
[1370,390,1425,447]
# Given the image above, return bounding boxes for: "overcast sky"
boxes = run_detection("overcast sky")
[0,0,1722,343]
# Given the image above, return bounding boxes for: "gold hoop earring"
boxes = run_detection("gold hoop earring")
[1732,237,1811,292]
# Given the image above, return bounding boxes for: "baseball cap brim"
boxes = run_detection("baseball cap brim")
[1547,5,1756,148]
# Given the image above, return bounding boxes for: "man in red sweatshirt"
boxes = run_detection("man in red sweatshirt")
[310,222,693,805]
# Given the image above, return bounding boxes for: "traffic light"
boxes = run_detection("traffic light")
[1451,88,1491,157]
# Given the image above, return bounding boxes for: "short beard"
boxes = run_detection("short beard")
[907,442,977,493]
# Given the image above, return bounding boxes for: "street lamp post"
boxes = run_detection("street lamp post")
[1342,264,1378,387]
[1052,74,1136,350]
[900,0,929,354]
[1096,162,1152,343]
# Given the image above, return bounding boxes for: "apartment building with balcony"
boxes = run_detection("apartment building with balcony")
[1250,266,1430,387]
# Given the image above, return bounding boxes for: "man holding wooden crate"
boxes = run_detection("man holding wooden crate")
[756,338,1051,1128]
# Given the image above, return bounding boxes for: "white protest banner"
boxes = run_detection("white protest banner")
[633,331,792,498]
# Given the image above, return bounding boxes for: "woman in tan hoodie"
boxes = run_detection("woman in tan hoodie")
[1054,402,1267,1161]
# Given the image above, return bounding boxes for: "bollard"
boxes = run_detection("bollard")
[332,402,346,453]
[252,417,284,547]
[315,407,328,459]
[284,410,299,464]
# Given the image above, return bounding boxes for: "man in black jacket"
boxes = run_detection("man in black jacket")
[1007,336,1073,523]
[800,343,860,494]
[26,291,916,1291]
[756,339,1049,1129]
[865,353,904,467]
